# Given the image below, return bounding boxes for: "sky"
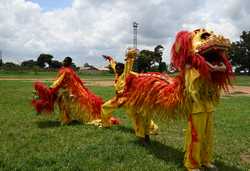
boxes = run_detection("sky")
[26,0,73,11]
[0,0,250,67]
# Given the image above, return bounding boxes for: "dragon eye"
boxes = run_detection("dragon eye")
[201,32,211,40]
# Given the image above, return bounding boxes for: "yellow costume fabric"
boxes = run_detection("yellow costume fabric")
[184,68,217,169]
[101,55,135,126]
[101,52,158,137]
[127,109,158,137]
[108,55,135,94]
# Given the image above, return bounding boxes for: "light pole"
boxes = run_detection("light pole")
[0,50,2,66]
[133,22,139,49]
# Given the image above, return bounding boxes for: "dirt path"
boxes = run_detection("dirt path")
[0,77,114,87]
[1,78,250,95]
[229,86,250,94]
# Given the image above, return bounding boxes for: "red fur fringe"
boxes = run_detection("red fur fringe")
[210,52,234,91]
[32,82,56,114]
[124,73,187,119]
[171,30,233,91]
[171,31,210,80]
[32,67,103,119]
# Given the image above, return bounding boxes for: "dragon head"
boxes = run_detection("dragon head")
[192,28,231,63]
[171,28,233,89]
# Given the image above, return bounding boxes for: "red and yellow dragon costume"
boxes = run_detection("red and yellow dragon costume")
[32,66,119,125]
[121,29,233,170]
[122,28,232,134]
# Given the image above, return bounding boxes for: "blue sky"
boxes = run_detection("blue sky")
[28,0,72,11]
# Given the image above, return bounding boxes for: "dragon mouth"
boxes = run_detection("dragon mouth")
[201,49,222,64]
[199,45,228,66]
[192,29,230,66]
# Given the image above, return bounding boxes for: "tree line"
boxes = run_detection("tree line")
[133,30,250,75]
[229,30,250,75]
[0,30,250,75]
[0,54,77,71]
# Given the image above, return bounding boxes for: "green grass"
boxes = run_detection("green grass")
[0,70,114,80]
[232,75,250,86]
[0,80,249,170]
[1,70,250,85]
[0,70,57,78]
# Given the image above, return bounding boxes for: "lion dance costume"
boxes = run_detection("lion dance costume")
[116,29,232,170]
[32,66,111,125]
[171,29,233,170]
[101,48,159,138]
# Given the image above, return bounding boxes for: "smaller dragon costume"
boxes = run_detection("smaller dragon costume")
[32,61,118,125]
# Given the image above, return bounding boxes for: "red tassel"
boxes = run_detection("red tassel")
[32,82,56,114]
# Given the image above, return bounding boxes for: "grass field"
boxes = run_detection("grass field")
[232,75,250,86]
[1,70,250,86]
[0,79,249,170]
[0,70,114,80]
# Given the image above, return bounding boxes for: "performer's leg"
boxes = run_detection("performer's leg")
[127,109,145,138]
[131,112,151,145]
[58,93,72,124]
[59,110,71,124]
[143,114,151,136]
[201,112,214,166]
[58,100,72,125]
[184,113,206,170]
[101,97,119,127]
[143,114,152,143]
[126,109,151,145]
[149,120,159,135]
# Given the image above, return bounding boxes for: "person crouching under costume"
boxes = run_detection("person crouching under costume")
[101,48,159,139]
[49,57,99,124]
[32,57,107,125]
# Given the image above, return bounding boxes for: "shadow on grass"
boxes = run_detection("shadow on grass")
[145,140,184,168]
[143,140,243,171]
[36,120,81,128]
[115,125,134,134]
[214,160,243,171]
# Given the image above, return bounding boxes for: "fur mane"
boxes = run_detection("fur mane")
[171,30,233,91]
[124,73,189,119]
[123,29,233,120]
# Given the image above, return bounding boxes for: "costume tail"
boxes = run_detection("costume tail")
[32,81,56,114]
[124,72,189,119]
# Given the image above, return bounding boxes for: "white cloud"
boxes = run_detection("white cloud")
[0,0,249,65]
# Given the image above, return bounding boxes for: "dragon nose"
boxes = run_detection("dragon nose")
[201,32,211,40]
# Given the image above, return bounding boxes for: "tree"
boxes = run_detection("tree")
[0,59,2,67]
[134,45,165,72]
[50,60,62,69]
[229,30,250,75]
[37,54,53,68]
[2,62,20,70]
[135,49,155,72]
[84,63,91,67]
[21,60,37,68]
[158,62,167,72]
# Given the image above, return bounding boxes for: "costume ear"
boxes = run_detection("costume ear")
[175,42,181,54]
[171,31,192,70]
